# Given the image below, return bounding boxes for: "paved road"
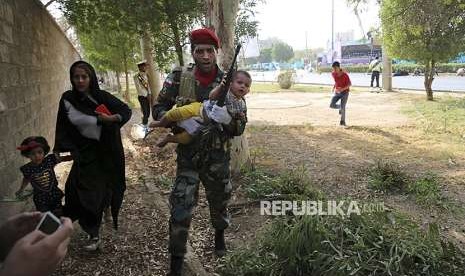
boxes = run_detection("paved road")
[251,70,465,92]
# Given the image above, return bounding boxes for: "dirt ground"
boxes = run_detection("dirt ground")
[246,91,412,127]
[244,91,465,248]
[53,90,465,275]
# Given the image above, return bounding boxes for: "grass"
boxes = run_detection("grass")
[155,175,174,189]
[403,95,465,140]
[366,160,457,210]
[367,160,410,192]
[241,165,322,200]
[220,211,465,276]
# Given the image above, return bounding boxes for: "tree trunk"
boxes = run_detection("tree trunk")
[206,0,240,69]
[116,71,121,94]
[172,25,184,67]
[381,44,392,92]
[163,1,184,66]
[424,60,434,101]
[353,5,367,42]
[140,30,162,103]
[206,0,250,175]
[123,60,130,103]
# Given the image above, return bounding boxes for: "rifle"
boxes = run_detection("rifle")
[217,44,242,107]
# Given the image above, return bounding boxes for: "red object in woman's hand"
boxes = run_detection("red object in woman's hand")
[95,104,112,116]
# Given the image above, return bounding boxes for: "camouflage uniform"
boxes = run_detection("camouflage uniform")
[152,64,247,256]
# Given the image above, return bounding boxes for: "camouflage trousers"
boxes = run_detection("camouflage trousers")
[168,144,232,257]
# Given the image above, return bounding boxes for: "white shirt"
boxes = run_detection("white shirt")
[134,72,150,97]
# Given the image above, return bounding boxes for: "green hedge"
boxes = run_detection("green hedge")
[319,63,465,73]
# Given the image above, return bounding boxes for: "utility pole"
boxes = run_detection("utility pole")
[331,0,334,63]
[305,31,308,57]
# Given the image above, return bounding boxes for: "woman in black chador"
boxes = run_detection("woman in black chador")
[54,61,131,251]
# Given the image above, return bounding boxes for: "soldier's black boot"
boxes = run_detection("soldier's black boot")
[214,229,226,257]
[168,255,183,276]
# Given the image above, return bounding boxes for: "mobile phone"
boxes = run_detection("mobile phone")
[36,211,62,234]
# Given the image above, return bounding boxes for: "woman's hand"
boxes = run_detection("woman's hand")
[96,112,120,124]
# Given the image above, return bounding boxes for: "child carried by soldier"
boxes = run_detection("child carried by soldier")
[149,70,251,147]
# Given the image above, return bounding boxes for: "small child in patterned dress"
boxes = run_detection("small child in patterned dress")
[16,136,72,216]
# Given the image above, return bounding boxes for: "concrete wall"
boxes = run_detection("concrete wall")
[0,0,80,221]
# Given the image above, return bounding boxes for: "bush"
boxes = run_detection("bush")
[220,212,465,276]
[243,166,322,200]
[367,162,452,209]
[277,70,294,89]
[367,160,410,192]
[408,173,442,206]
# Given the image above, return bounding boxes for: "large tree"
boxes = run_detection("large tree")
[272,41,294,62]
[79,28,138,101]
[258,48,272,63]
[206,0,251,175]
[381,0,465,100]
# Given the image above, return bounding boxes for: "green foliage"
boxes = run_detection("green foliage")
[272,41,294,62]
[242,166,322,200]
[291,48,325,63]
[380,0,465,98]
[235,0,263,44]
[407,173,442,206]
[367,160,410,192]
[258,48,272,63]
[58,0,201,69]
[221,211,465,275]
[78,28,138,73]
[367,161,454,209]
[155,175,174,189]
[277,70,294,89]
[381,0,465,64]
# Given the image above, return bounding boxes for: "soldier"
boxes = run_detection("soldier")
[134,60,151,132]
[152,28,247,276]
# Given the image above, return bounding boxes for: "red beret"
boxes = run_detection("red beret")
[189,28,220,48]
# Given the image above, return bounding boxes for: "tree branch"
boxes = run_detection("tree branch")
[44,0,56,8]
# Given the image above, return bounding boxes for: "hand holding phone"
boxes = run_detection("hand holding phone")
[35,212,62,235]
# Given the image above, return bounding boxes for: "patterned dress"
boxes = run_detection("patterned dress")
[20,154,64,212]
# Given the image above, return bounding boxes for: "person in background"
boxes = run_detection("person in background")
[368,56,381,92]
[330,61,351,126]
[134,60,151,133]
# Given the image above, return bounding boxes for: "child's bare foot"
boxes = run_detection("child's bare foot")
[156,133,173,147]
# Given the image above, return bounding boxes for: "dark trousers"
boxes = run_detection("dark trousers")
[330,91,349,122]
[371,71,380,87]
[169,145,232,256]
[138,96,150,125]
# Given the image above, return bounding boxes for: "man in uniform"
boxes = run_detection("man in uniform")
[152,28,247,276]
[369,56,382,92]
[134,60,151,131]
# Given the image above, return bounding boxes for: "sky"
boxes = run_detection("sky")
[254,0,380,50]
